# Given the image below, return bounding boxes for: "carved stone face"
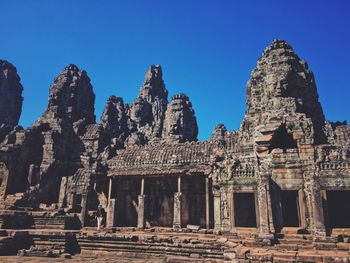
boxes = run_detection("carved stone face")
[141,86,151,98]
[273,78,289,97]
[169,122,179,135]
[130,99,143,120]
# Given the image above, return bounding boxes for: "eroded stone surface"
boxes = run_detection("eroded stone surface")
[162,94,198,143]
[0,60,23,142]
[99,65,198,148]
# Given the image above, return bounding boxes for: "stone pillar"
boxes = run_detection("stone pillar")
[303,171,326,237]
[173,176,182,229]
[80,193,88,227]
[230,191,236,233]
[310,174,326,237]
[58,177,67,208]
[213,190,222,232]
[137,195,145,229]
[205,177,210,229]
[0,162,10,200]
[266,179,275,234]
[108,177,113,204]
[106,198,116,228]
[256,175,274,238]
[298,188,307,228]
[137,178,146,229]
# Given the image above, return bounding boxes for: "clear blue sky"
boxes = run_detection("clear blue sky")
[1,0,349,140]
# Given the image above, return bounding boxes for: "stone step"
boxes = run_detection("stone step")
[277,238,313,245]
[314,242,338,250]
[79,239,223,252]
[276,233,313,241]
[79,243,224,259]
[275,243,314,251]
[31,233,225,259]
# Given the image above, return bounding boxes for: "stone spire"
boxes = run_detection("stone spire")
[128,65,168,143]
[211,124,228,142]
[242,39,326,144]
[43,64,95,125]
[0,60,23,141]
[139,65,168,102]
[100,95,129,147]
[162,94,198,143]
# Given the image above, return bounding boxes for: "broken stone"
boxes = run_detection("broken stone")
[61,253,72,259]
[186,224,200,231]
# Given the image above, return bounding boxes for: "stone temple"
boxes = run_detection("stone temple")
[0,39,350,261]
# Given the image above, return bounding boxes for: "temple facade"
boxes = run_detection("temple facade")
[0,39,349,242]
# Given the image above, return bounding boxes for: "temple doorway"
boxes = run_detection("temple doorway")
[145,177,176,227]
[234,193,257,227]
[181,176,206,228]
[326,190,350,228]
[281,190,299,227]
[115,178,140,227]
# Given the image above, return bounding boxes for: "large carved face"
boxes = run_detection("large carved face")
[130,99,144,120]
[169,122,180,135]
[274,78,289,97]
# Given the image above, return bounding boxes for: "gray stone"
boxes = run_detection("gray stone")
[0,60,23,142]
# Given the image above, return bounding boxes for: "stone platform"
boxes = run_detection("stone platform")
[0,227,350,262]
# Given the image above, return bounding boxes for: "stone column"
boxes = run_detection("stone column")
[108,177,113,204]
[298,188,307,228]
[256,175,274,239]
[137,178,146,229]
[106,198,116,228]
[80,193,88,227]
[309,174,326,237]
[0,163,9,200]
[230,191,236,233]
[266,179,275,234]
[205,177,210,229]
[213,190,222,232]
[58,177,67,208]
[173,176,182,229]
[303,171,326,237]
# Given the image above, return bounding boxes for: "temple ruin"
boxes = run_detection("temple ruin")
[0,39,350,261]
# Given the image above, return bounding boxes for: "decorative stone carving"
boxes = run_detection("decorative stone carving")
[162,94,198,143]
[43,64,95,127]
[100,96,129,148]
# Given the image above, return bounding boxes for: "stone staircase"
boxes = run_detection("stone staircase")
[0,211,69,230]
[30,230,226,260]
[2,228,350,261]
[274,232,314,251]
[32,215,66,230]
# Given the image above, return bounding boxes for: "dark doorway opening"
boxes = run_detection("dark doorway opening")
[281,190,299,227]
[115,178,140,227]
[181,176,206,228]
[145,177,176,227]
[327,190,350,228]
[72,194,82,213]
[234,193,257,227]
